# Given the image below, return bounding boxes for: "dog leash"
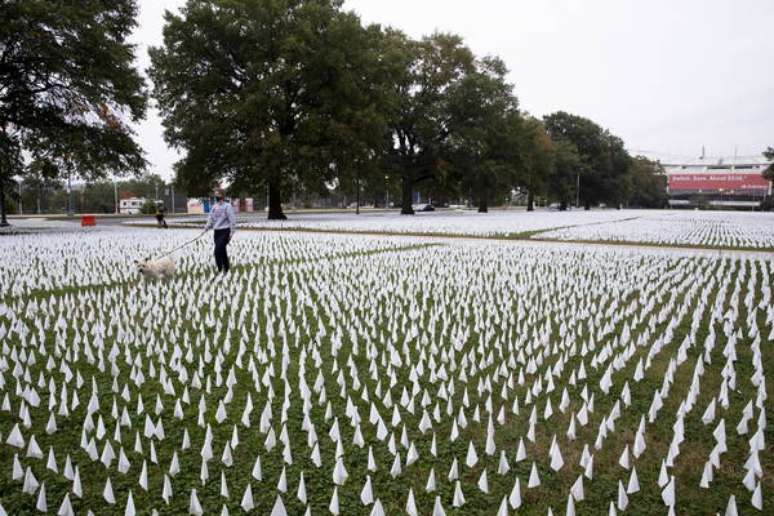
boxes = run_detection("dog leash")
[150,230,208,260]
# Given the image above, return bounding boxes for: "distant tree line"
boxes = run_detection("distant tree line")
[3,171,180,215]
[2,0,675,223]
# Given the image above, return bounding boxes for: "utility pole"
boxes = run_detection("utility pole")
[67,175,73,217]
[575,172,580,208]
[18,180,22,216]
[114,181,119,214]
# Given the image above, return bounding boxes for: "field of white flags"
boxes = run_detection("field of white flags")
[0,226,772,515]
[227,210,635,239]
[163,209,774,250]
[535,211,774,249]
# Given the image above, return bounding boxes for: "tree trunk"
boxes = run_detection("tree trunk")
[267,178,286,220]
[400,174,414,215]
[477,191,488,213]
[0,178,8,226]
[527,190,535,212]
[584,199,591,210]
[559,200,568,211]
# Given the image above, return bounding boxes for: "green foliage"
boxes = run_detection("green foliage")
[544,111,632,209]
[446,56,522,212]
[140,199,157,215]
[0,0,147,223]
[149,0,390,219]
[624,156,668,208]
[0,1,147,178]
[548,139,581,210]
[380,31,475,214]
[519,117,554,210]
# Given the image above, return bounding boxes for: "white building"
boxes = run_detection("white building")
[120,197,149,214]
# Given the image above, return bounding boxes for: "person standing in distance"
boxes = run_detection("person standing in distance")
[204,188,236,274]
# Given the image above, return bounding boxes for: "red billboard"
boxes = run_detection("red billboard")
[668,172,770,192]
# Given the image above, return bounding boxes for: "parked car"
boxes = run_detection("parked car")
[414,203,435,212]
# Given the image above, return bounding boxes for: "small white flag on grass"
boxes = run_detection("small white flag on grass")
[466,441,478,468]
[124,490,135,516]
[432,496,446,516]
[360,475,374,505]
[617,480,628,510]
[453,481,465,507]
[241,483,255,512]
[627,467,640,494]
[36,482,47,513]
[509,477,522,509]
[189,489,203,516]
[571,475,584,501]
[297,471,307,504]
[406,488,418,516]
[661,475,675,507]
[497,496,509,516]
[370,500,385,516]
[329,486,340,515]
[478,469,489,493]
[271,495,288,516]
[104,477,115,504]
[528,462,540,488]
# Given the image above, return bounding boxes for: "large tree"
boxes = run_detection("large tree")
[543,111,631,209]
[150,0,390,220]
[519,117,553,211]
[382,31,475,215]
[446,56,522,213]
[0,0,147,225]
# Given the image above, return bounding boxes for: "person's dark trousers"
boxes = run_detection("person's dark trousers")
[213,228,231,273]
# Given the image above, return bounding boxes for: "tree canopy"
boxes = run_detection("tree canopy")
[0,0,147,224]
[624,156,668,208]
[446,56,522,212]
[150,0,392,219]
[543,111,631,209]
[380,31,475,214]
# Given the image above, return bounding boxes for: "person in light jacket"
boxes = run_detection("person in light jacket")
[204,188,236,273]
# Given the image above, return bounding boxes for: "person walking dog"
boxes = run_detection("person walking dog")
[204,189,236,274]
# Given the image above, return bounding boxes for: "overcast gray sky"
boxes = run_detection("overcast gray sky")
[132,0,774,179]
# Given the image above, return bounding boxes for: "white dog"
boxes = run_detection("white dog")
[135,256,176,281]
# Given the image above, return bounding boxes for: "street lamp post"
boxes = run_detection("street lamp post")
[67,175,73,217]
[385,175,389,209]
[575,172,580,209]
